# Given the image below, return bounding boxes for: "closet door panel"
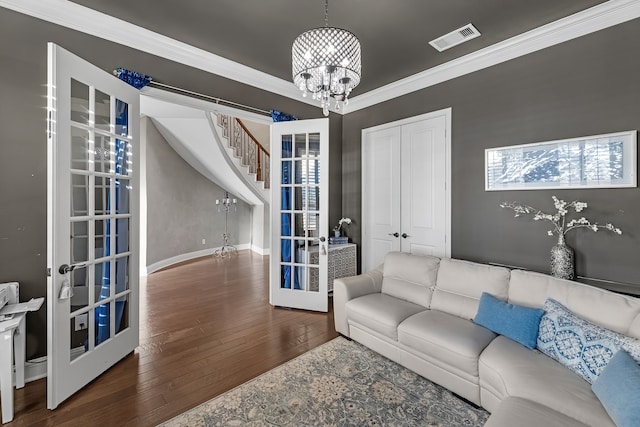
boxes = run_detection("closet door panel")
[401,117,447,257]
[362,126,401,272]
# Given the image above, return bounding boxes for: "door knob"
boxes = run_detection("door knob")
[58,263,86,274]
[319,236,326,242]
[402,233,410,239]
[388,232,399,238]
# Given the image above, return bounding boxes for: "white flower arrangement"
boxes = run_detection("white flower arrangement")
[334,217,352,231]
[500,196,622,237]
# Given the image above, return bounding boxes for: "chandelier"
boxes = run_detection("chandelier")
[292,0,361,116]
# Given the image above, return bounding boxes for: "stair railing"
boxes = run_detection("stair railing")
[216,114,270,189]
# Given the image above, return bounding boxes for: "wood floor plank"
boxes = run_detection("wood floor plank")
[7,251,338,426]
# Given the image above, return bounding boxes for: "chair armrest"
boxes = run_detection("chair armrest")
[333,267,383,336]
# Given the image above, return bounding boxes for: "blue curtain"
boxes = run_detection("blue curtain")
[115,68,152,90]
[270,109,298,122]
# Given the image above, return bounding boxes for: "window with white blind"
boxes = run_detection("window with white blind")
[485,131,637,190]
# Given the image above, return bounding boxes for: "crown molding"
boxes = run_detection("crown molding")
[2,0,639,116]
[345,0,640,113]
[0,0,315,108]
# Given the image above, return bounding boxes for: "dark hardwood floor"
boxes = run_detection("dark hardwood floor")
[8,251,338,426]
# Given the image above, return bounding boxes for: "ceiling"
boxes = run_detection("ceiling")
[67,0,607,97]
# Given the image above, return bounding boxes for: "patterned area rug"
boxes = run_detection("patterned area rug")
[159,337,489,426]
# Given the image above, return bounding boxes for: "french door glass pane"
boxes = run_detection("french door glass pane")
[70,313,89,361]
[281,213,292,236]
[280,239,291,263]
[281,161,291,185]
[94,176,110,215]
[94,135,112,173]
[94,89,111,132]
[71,127,89,171]
[116,294,129,335]
[295,134,307,157]
[294,160,305,184]
[95,301,111,345]
[115,140,132,176]
[308,266,319,292]
[281,135,292,158]
[70,79,89,125]
[115,99,129,136]
[94,262,108,302]
[309,133,320,157]
[294,266,306,291]
[294,213,305,237]
[94,219,107,257]
[71,174,89,216]
[115,179,130,214]
[70,266,89,310]
[115,256,129,291]
[71,221,89,264]
[116,219,130,253]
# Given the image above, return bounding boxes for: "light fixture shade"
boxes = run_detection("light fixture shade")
[292,26,361,115]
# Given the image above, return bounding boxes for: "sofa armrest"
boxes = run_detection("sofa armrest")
[333,267,383,336]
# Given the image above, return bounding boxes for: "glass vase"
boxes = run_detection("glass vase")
[550,234,575,280]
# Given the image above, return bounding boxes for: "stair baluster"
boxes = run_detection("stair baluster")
[215,114,270,189]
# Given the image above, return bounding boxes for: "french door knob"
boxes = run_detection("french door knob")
[388,232,399,238]
[402,233,410,239]
[58,263,86,274]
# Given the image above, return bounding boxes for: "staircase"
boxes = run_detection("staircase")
[216,114,270,191]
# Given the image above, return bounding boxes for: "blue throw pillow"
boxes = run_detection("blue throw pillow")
[592,350,640,427]
[473,292,544,349]
[537,298,640,384]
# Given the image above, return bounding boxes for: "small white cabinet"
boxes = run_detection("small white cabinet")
[297,244,357,293]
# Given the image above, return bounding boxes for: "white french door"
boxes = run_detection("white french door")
[47,43,140,409]
[270,119,329,312]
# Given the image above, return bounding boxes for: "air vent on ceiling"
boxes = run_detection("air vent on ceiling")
[429,23,481,52]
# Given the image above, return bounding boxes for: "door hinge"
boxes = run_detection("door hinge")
[46,268,52,277]
[48,111,52,139]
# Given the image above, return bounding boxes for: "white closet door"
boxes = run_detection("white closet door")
[362,110,450,272]
[362,126,401,272]
[400,116,447,257]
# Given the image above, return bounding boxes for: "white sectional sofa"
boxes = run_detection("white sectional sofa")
[333,252,640,427]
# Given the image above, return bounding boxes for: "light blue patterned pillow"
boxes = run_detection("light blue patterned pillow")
[537,298,640,384]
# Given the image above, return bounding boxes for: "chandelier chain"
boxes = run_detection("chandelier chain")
[324,0,329,27]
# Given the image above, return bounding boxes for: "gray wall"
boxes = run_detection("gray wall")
[343,19,640,289]
[144,118,251,267]
[0,9,342,359]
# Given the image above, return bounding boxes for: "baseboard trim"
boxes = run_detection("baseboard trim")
[24,356,47,383]
[251,245,270,256]
[145,243,268,275]
[145,248,216,274]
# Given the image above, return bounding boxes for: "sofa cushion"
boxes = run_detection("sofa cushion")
[630,313,640,339]
[484,397,589,427]
[430,258,510,320]
[345,293,425,340]
[509,269,640,336]
[479,336,615,427]
[474,292,544,349]
[537,298,640,384]
[592,350,640,427]
[398,310,496,378]
[381,252,440,307]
